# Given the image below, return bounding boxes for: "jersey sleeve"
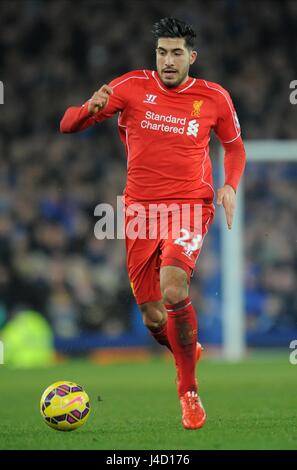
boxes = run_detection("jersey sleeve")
[214,87,241,144]
[60,72,133,133]
[223,137,246,192]
[93,73,132,123]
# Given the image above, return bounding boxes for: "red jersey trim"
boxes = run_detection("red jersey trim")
[221,133,241,144]
[111,70,149,90]
[201,147,215,201]
[151,71,170,93]
[202,80,241,142]
[177,78,196,93]
[151,71,196,94]
[118,112,131,168]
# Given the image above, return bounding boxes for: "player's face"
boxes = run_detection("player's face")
[156,38,197,88]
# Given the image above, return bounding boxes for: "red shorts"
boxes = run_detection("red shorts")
[124,200,215,305]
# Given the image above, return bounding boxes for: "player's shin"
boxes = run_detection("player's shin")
[165,296,198,396]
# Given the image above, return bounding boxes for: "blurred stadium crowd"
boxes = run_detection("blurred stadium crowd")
[0,0,296,343]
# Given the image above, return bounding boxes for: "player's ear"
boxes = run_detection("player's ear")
[189,50,197,65]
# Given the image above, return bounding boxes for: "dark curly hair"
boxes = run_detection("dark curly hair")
[152,17,196,50]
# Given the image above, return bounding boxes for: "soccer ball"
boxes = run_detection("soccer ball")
[40,380,90,431]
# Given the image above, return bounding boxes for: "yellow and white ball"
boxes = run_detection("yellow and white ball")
[40,381,90,431]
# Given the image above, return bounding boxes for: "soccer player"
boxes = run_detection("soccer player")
[60,17,246,430]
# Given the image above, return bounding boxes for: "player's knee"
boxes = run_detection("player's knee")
[139,303,166,330]
[160,266,189,305]
[142,314,164,330]
[162,285,188,306]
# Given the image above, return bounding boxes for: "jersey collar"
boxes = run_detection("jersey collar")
[152,70,196,94]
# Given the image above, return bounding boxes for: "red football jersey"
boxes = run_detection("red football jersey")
[61,69,244,202]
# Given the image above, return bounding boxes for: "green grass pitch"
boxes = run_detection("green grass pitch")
[0,354,296,450]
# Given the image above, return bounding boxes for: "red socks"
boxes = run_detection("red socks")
[165,296,198,396]
[148,323,172,352]
[146,296,198,397]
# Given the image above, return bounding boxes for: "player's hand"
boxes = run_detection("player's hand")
[217,184,236,230]
[88,85,113,115]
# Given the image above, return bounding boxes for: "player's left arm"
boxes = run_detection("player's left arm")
[214,88,246,230]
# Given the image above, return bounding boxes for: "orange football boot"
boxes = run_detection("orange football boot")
[180,391,206,430]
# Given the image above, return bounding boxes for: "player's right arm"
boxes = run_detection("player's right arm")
[60,85,113,133]
[88,85,113,115]
[60,71,143,133]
